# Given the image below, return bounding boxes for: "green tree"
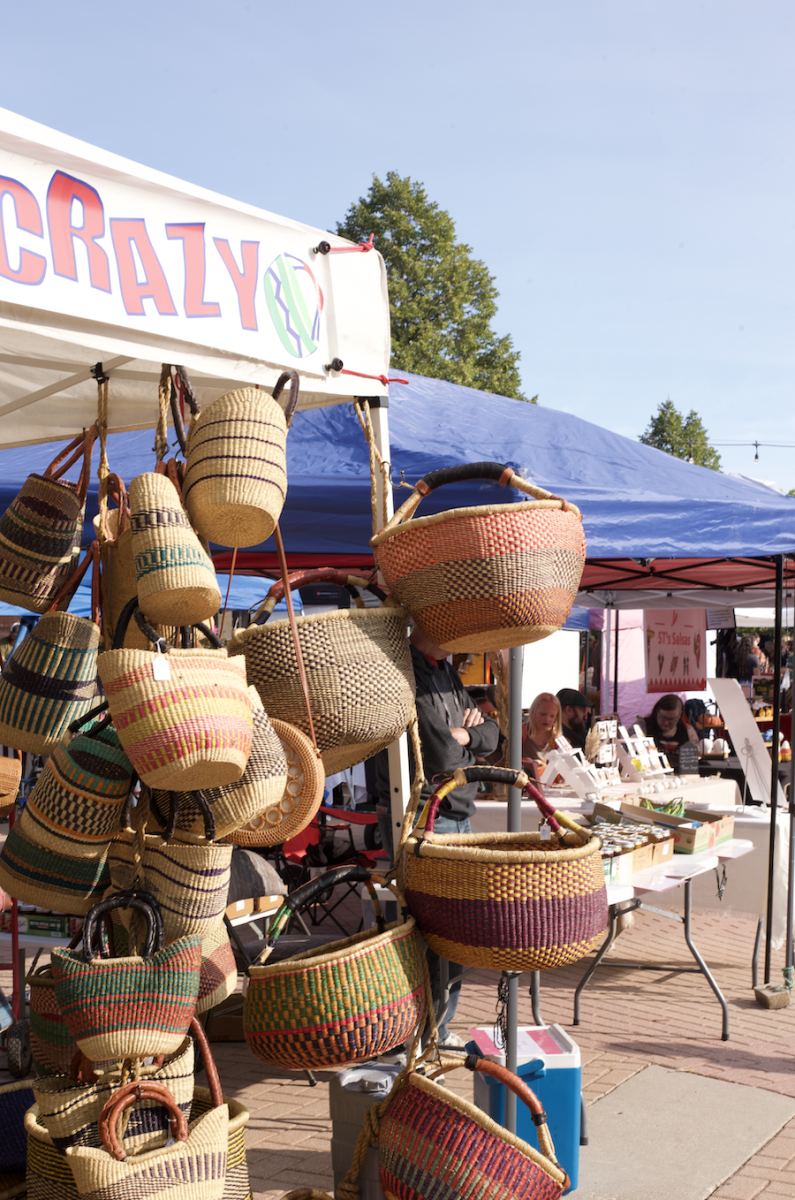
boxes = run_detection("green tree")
[639,399,721,470]
[336,172,530,401]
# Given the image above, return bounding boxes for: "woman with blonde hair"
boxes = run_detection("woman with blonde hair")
[522,692,562,763]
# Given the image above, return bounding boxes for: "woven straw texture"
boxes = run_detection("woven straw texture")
[229,607,415,774]
[95,506,179,652]
[109,835,233,942]
[183,388,288,549]
[130,472,221,626]
[244,917,426,1071]
[0,808,110,916]
[150,689,288,841]
[98,647,252,790]
[0,756,21,817]
[28,963,78,1075]
[379,1073,566,1200]
[0,1080,36,1175]
[373,505,586,653]
[191,1088,251,1200]
[66,1103,229,1200]
[24,724,133,857]
[403,832,608,971]
[26,1102,81,1200]
[34,1036,195,1156]
[52,935,202,1060]
[223,718,322,848]
[0,474,84,613]
[0,612,100,755]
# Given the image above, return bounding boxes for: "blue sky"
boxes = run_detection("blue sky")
[2,1,792,486]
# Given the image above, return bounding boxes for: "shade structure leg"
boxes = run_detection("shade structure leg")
[504,645,524,1136]
[765,555,784,982]
[752,918,763,989]
[530,972,543,1026]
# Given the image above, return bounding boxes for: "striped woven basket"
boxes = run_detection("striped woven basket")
[130,469,221,627]
[378,1058,569,1199]
[0,754,21,818]
[0,808,111,916]
[244,867,427,1071]
[28,962,79,1076]
[0,426,95,614]
[229,569,415,775]
[402,767,608,972]
[222,718,323,848]
[371,461,586,653]
[26,1102,81,1200]
[98,603,253,791]
[183,375,298,549]
[149,686,289,842]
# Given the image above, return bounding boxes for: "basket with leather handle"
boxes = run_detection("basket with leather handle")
[188,1019,252,1200]
[51,890,202,1061]
[0,425,97,613]
[243,865,427,1071]
[0,542,103,756]
[98,600,252,790]
[228,566,416,774]
[371,461,586,652]
[183,372,299,549]
[402,766,608,971]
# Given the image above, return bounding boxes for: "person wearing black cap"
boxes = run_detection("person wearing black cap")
[557,688,590,751]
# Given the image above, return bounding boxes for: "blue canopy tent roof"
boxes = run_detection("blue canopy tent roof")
[0,371,793,604]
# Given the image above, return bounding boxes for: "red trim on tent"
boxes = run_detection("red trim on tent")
[580,557,795,592]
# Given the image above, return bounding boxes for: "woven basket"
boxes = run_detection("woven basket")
[0,754,21,818]
[23,719,133,858]
[52,891,202,1061]
[244,867,427,1071]
[26,1101,81,1200]
[33,1034,195,1155]
[98,604,253,790]
[0,808,110,916]
[371,461,586,653]
[183,375,298,549]
[402,767,608,972]
[28,963,79,1076]
[379,1060,569,1199]
[190,1089,251,1200]
[229,571,415,774]
[222,718,323,847]
[0,427,95,614]
[149,687,289,842]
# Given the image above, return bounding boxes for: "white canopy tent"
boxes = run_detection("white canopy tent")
[0,106,391,447]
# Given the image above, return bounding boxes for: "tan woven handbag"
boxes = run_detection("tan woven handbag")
[372,461,586,652]
[183,372,299,549]
[229,567,415,774]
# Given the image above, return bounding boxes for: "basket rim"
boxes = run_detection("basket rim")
[229,604,409,648]
[371,498,583,547]
[248,916,419,978]
[396,1071,568,1187]
[403,830,602,864]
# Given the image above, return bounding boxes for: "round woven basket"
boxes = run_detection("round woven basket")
[223,718,324,847]
[229,606,415,774]
[183,386,291,548]
[371,461,586,653]
[28,963,78,1076]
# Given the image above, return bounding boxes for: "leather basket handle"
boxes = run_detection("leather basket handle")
[253,865,373,965]
[189,1016,223,1106]
[272,370,300,427]
[81,889,163,962]
[44,425,98,503]
[255,568,385,621]
[98,1081,188,1161]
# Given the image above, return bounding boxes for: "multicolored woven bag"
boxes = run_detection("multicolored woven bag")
[229,568,416,775]
[28,961,79,1076]
[0,807,111,916]
[183,373,299,549]
[98,603,253,790]
[189,1020,251,1200]
[51,891,202,1061]
[0,544,102,756]
[244,866,427,1071]
[0,426,96,613]
[371,461,586,653]
[402,767,608,971]
[26,1100,81,1200]
[378,1057,569,1199]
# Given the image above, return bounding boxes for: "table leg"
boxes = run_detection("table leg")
[683,879,730,1041]
[574,904,618,1025]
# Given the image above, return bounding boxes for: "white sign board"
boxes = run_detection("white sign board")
[709,677,786,806]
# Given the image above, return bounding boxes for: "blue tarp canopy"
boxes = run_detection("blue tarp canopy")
[0,371,793,599]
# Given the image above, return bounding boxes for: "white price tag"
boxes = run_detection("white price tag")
[540,822,552,842]
[152,650,171,681]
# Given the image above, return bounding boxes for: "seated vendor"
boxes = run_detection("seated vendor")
[557,687,590,751]
[522,692,562,763]
[644,694,698,768]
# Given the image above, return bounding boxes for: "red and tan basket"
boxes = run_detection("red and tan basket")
[371,461,585,653]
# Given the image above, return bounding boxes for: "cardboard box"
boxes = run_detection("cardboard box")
[225,895,284,922]
[620,804,734,854]
[650,836,675,867]
[614,841,654,883]
[26,914,71,937]
[601,856,615,884]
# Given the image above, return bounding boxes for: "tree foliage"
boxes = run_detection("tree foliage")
[336,172,530,401]
[639,399,721,470]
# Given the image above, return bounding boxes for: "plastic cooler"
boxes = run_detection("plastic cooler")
[329,1062,402,1200]
[469,1024,581,1192]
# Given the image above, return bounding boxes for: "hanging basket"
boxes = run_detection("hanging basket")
[0,754,21,819]
[28,962,79,1076]
[371,461,586,652]
[229,568,415,775]
[402,767,608,971]
[244,866,427,1071]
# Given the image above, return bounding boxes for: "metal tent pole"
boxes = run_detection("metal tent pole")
[764,555,784,983]
[505,645,524,1135]
[613,609,620,714]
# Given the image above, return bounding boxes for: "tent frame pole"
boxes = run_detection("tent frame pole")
[505,646,524,1135]
[613,609,620,714]
[764,554,784,982]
